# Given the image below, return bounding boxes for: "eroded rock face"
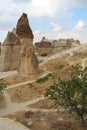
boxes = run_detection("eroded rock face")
[0,42,1,55]
[35,37,53,56]
[52,38,80,47]
[16,13,34,39]
[16,13,38,76]
[0,31,21,72]
[35,37,80,56]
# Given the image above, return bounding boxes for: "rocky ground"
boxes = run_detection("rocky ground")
[0,45,87,130]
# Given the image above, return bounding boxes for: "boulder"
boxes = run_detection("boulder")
[16,13,39,76]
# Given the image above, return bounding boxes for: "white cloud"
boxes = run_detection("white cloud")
[0,30,8,42]
[51,23,61,32]
[56,20,87,43]
[33,30,42,42]
[74,20,85,30]
[0,0,87,20]
[73,0,87,7]
[0,0,86,26]
[0,0,87,43]
[33,30,58,43]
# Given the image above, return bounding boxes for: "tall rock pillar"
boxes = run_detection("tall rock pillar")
[16,13,38,76]
[0,31,21,72]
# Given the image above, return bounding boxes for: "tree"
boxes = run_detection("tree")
[45,64,87,122]
[0,78,7,94]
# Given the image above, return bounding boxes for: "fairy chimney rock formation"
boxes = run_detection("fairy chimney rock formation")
[16,13,38,76]
[16,13,34,39]
[0,31,21,72]
[0,42,1,55]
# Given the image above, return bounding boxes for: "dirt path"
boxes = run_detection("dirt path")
[40,45,83,66]
[0,95,45,116]
[0,70,17,79]
[0,118,30,130]
[7,70,51,89]
[0,69,51,117]
[0,61,53,117]
[0,45,86,118]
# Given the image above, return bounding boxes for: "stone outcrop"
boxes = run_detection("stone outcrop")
[16,13,34,39]
[16,13,38,76]
[52,38,80,47]
[0,30,21,72]
[35,37,53,56]
[0,42,1,55]
[51,38,80,53]
[35,37,80,56]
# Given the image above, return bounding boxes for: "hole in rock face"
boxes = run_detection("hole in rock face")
[41,53,47,57]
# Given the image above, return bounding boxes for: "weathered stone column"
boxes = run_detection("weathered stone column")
[0,31,21,72]
[0,42,1,55]
[16,13,39,76]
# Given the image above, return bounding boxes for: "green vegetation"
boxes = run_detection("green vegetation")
[36,73,52,83]
[45,64,87,122]
[0,78,7,94]
[28,83,33,87]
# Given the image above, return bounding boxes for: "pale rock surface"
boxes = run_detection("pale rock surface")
[35,37,80,56]
[51,38,80,52]
[35,37,53,56]
[0,118,30,130]
[0,42,1,55]
[52,38,80,47]
[16,13,38,76]
[0,31,21,72]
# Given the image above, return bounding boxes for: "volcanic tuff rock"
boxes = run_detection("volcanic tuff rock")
[16,13,34,39]
[0,31,21,72]
[16,13,39,76]
[52,38,80,47]
[0,42,1,55]
[35,37,80,56]
[51,38,80,53]
[35,37,53,56]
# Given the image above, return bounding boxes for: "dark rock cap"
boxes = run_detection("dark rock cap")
[16,13,34,39]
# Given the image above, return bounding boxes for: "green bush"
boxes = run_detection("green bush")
[36,73,52,83]
[45,64,87,122]
[0,78,7,94]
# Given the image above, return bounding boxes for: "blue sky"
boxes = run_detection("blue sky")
[0,0,87,43]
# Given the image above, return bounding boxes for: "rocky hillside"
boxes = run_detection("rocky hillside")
[0,44,87,130]
[35,37,80,56]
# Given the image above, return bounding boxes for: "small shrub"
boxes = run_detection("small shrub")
[36,76,48,83]
[28,83,33,87]
[0,78,7,94]
[36,73,52,83]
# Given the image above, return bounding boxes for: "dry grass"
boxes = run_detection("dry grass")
[7,85,42,103]
[44,56,69,72]
[5,110,87,130]
[2,46,87,130]
[5,68,44,86]
[29,98,56,109]
[0,95,6,108]
[68,52,87,62]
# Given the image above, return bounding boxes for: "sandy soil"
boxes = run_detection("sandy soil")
[0,45,87,130]
[5,68,44,86]
[4,110,87,130]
